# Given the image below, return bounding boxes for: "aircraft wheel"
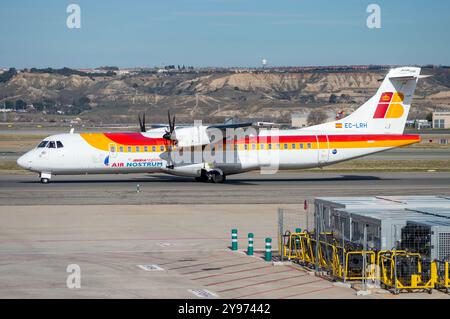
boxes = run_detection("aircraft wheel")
[40,178,50,184]
[210,171,225,183]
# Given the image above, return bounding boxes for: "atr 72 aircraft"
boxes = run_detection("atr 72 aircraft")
[17,67,425,184]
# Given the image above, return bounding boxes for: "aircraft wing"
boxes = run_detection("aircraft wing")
[207,122,254,130]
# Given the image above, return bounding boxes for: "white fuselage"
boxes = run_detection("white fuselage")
[16,130,420,178]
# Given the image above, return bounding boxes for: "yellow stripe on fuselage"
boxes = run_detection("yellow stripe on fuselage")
[80,133,115,151]
[328,139,417,149]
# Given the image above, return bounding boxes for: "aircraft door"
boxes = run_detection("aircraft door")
[316,135,329,166]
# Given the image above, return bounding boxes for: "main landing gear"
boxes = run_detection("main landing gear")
[195,169,226,183]
[39,172,52,184]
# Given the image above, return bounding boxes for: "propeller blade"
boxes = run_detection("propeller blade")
[138,114,143,132]
[171,114,176,132]
[142,112,146,132]
[138,113,147,132]
[167,110,172,132]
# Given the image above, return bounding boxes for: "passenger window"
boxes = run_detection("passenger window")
[37,141,48,148]
[152,146,156,152]
[127,146,132,152]
[268,144,272,150]
[260,144,265,149]
[144,146,148,152]
[56,141,64,148]
[276,144,280,149]
[119,146,124,152]
[136,146,140,152]
[48,141,56,148]
[292,143,296,149]
[300,144,304,149]
[110,145,116,152]
[284,144,288,149]
[160,145,164,151]
[307,143,312,149]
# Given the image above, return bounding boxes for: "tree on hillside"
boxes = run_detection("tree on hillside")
[0,68,17,83]
[5,100,14,109]
[329,94,337,103]
[307,109,328,126]
[15,99,27,110]
[77,96,91,106]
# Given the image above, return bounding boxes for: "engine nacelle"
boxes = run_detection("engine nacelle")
[173,125,211,147]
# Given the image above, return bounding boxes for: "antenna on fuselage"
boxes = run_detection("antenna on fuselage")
[69,128,75,134]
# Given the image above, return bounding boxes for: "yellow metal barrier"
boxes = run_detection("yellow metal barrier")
[344,251,376,281]
[435,260,450,293]
[378,250,436,294]
[282,231,376,281]
[286,232,304,260]
[281,227,448,294]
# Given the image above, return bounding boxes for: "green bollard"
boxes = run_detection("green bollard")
[247,233,254,256]
[265,238,272,262]
[231,229,238,251]
[295,228,301,248]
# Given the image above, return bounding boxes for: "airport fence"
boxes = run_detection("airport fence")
[278,213,450,294]
[277,201,313,262]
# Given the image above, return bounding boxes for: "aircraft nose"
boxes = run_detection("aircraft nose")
[17,153,32,169]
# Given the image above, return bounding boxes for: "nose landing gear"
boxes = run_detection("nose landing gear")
[39,172,52,184]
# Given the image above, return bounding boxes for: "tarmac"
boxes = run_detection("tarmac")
[0,171,449,205]
[0,204,449,299]
[1,171,450,298]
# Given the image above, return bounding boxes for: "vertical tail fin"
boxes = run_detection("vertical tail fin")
[305,67,424,134]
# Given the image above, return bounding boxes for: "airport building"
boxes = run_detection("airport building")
[314,196,450,261]
[433,111,450,129]
[291,113,308,128]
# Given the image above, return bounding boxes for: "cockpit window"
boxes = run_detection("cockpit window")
[48,141,56,148]
[37,141,48,148]
[56,141,64,148]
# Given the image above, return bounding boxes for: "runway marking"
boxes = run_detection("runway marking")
[188,289,218,298]
[216,273,308,293]
[137,264,164,271]
[204,268,295,286]
[233,278,323,299]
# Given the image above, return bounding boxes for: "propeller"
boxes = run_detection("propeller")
[163,110,177,169]
[138,112,146,132]
[163,110,176,142]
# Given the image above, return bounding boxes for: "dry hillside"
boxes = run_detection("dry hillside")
[1,67,449,124]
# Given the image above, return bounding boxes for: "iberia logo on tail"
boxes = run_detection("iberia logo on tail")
[373,92,404,119]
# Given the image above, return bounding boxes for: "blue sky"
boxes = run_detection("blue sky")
[0,0,449,68]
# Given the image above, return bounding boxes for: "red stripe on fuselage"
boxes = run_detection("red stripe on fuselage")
[104,133,168,145]
[234,134,420,144]
[327,134,420,142]
[102,132,420,146]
